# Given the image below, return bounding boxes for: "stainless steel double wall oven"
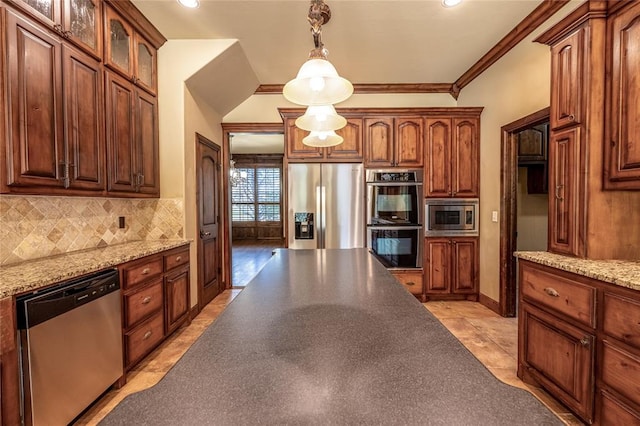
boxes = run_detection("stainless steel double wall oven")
[366,169,423,268]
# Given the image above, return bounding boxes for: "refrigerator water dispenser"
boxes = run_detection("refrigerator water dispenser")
[294,213,314,239]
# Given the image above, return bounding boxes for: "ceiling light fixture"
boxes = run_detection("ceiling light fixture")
[283,0,353,106]
[177,0,199,9]
[442,0,462,7]
[302,130,344,147]
[295,105,347,132]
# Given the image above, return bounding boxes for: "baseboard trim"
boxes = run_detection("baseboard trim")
[479,293,501,315]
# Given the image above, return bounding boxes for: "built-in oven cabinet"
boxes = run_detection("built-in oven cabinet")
[366,170,423,226]
[424,237,478,300]
[424,117,479,198]
[368,227,422,269]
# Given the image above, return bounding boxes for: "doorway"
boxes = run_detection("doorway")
[221,124,286,288]
[499,107,550,317]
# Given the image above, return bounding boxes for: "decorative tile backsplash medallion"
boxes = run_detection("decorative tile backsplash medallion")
[0,196,184,265]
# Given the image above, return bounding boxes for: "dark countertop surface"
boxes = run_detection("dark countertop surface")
[101,248,561,425]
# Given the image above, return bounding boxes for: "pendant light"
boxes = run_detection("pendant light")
[283,1,353,106]
[295,105,347,132]
[302,130,344,147]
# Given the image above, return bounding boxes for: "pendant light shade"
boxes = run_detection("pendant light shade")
[302,130,344,147]
[283,58,354,106]
[295,105,347,132]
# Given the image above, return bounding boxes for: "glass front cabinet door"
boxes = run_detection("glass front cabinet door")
[134,33,156,94]
[104,4,133,76]
[64,0,102,58]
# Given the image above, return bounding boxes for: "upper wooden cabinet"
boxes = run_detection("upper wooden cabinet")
[425,117,479,198]
[364,116,423,168]
[517,123,548,164]
[549,28,584,131]
[6,0,102,58]
[104,3,157,94]
[604,1,640,189]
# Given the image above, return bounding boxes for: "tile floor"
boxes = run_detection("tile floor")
[76,294,584,425]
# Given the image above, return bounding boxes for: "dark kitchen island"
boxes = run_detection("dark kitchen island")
[101,249,560,425]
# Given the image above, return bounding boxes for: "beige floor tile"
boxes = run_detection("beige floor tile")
[424,300,501,319]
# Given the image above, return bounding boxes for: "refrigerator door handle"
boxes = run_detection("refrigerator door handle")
[320,185,326,249]
[316,185,322,249]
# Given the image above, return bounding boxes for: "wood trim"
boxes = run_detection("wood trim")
[189,304,200,320]
[534,1,608,46]
[479,293,501,315]
[279,107,485,120]
[500,107,550,317]
[221,122,284,133]
[231,154,283,165]
[454,0,571,94]
[0,297,21,426]
[256,83,454,95]
[103,0,167,49]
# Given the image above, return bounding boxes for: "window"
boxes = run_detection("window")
[232,166,281,222]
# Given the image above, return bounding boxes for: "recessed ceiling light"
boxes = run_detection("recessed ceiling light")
[178,0,199,8]
[442,0,462,7]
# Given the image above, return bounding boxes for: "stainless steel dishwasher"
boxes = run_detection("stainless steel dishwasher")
[17,269,123,425]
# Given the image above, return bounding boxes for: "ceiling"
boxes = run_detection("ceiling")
[133,0,542,86]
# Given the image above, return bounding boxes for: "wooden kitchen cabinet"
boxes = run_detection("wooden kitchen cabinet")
[549,27,584,130]
[163,248,190,334]
[425,117,479,198]
[326,118,364,161]
[517,123,548,164]
[389,269,424,301]
[6,0,102,58]
[0,297,20,426]
[424,237,478,300]
[364,116,423,168]
[604,1,640,189]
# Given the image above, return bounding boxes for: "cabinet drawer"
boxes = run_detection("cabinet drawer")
[521,264,595,327]
[122,257,163,289]
[164,248,189,272]
[602,341,640,407]
[125,312,164,367]
[603,293,640,350]
[600,390,640,426]
[391,271,423,295]
[124,279,163,328]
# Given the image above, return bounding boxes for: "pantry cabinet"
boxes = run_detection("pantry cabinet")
[424,117,479,198]
[424,237,478,300]
[604,1,640,189]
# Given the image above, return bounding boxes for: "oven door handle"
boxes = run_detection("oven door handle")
[368,225,423,231]
[366,182,423,187]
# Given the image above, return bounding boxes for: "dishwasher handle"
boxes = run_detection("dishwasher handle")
[17,269,120,329]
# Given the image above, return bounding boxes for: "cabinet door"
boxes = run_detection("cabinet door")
[395,117,423,167]
[63,0,101,58]
[285,119,322,160]
[133,33,156,94]
[164,268,190,334]
[135,89,160,195]
[549,28,584,130]
[605,2,640,188]
[521,305,595,423]
[5,11,64,188]
[452,117,479,197]
[364,117,394,167]
[7,0,61,28]
[548,127,582,256]
[425,118,451,197]
[451,238,477,293]
[517,123,548,164]
[62,45,104,191]
[326,118,363,161]
[425,238,451,293]
[104,4,133,77]
[105,71,136,192]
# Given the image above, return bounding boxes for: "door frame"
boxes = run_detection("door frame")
[499,107,549,317]
[220,123,284,289]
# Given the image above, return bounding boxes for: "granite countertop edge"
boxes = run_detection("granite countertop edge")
[0,240,191,298]
[514,251,640,292]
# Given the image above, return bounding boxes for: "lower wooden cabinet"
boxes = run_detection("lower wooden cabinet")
[424,237,478,301]
[119,245,190,371]
[389,269,424,301]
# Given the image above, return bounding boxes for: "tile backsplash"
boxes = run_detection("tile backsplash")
[0,196,184,265]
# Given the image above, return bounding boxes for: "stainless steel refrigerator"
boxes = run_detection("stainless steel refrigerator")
[287,163,365,249]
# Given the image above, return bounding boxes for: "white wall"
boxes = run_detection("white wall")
[517,168,548,252]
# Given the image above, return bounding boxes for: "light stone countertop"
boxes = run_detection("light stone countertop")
[0,240,190,298]
[515,251,640,292]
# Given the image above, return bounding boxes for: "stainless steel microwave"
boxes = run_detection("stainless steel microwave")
[425,199,479,236]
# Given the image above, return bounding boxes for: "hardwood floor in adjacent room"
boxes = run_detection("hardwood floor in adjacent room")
[231,239,285,287]
[76,295,583,425]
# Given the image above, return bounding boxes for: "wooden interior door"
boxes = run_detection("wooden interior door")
[197,135,222,308]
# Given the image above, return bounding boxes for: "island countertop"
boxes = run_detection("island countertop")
[101,248,560,425]
[0,240,190,298]
[515,251,640,292]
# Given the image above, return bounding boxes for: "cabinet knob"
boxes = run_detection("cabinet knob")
[63,30,72,39]
[141,268,150,275]
[176,256,182,262]
[141,296,152,305]
[579,336,590,347]
[568,114,575,122]
[543,287,559,297]
[143,330,153,340]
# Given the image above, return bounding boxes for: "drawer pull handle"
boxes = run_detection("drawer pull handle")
[544,287,559,297]
[141,296,152,304]
[143,331,152,340]
[406,282,415,286]
[579,336,590,347]
[142,268,150,275]
[175,256,182,262]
